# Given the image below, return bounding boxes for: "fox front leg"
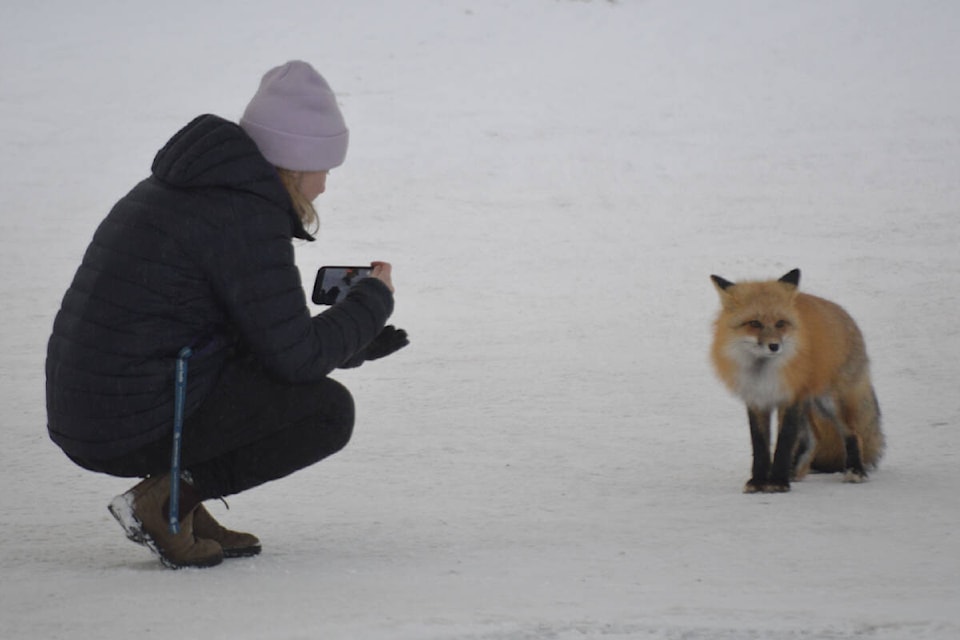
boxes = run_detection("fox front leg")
[744,408,772,493]
[766,403,805,492]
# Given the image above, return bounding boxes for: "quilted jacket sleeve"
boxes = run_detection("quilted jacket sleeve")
[198,192,394,382]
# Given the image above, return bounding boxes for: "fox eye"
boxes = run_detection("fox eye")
[745,320,763,329]
[775,320,789,329]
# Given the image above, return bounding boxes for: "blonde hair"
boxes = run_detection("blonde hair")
[276,168,319,235]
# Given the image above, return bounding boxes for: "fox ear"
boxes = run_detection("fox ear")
[711,274,735,292]
[779,269,801,289]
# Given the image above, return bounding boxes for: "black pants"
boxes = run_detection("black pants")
[72,357,355,500]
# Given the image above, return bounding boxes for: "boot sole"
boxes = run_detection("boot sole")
[119,531,258,559]
[108,493,149,545]
[223,545,262,559]
[107,494,222,570]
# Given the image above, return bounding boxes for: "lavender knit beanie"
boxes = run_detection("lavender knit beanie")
[240,60,349,171]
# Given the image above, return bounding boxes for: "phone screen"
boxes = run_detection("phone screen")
[312,266,372,305]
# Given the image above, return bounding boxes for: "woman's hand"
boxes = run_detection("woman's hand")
[370,261,394,293]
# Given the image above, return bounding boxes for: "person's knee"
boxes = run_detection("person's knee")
[319,378,355,453]
[328,419,354,455]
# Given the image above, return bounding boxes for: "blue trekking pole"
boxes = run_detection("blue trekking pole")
[168,346,193,534]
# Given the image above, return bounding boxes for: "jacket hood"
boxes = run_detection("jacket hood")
[151,114,314,240]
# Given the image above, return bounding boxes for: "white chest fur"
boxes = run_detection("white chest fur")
[724,341,794,409]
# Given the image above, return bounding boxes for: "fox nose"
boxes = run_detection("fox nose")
[768,343,780,353]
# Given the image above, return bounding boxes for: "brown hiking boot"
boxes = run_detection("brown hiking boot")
[192,504,261,558]
[108,475,223,569]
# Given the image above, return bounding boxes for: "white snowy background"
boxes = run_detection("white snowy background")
[2,1,959,638]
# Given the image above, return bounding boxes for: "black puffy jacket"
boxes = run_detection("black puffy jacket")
[46,114,394,461]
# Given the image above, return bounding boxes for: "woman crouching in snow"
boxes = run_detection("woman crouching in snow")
[45,61,408,569]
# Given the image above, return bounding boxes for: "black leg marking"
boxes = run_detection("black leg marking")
[767,404,803,492]
[745,408,771,493]
[843,435,867,483]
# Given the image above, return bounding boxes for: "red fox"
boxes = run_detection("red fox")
[710,269,884,493]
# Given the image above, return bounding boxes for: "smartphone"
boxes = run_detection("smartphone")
[312,266,373,305]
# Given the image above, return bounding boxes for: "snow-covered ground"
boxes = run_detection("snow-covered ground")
[2,1,959,638]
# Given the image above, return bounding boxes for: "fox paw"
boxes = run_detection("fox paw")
[743,479,790,494]
[762,482,791,493]
[843,469,867,483]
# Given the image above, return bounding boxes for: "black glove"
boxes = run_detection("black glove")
[341,325,409,368]
[363,325,409,361]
